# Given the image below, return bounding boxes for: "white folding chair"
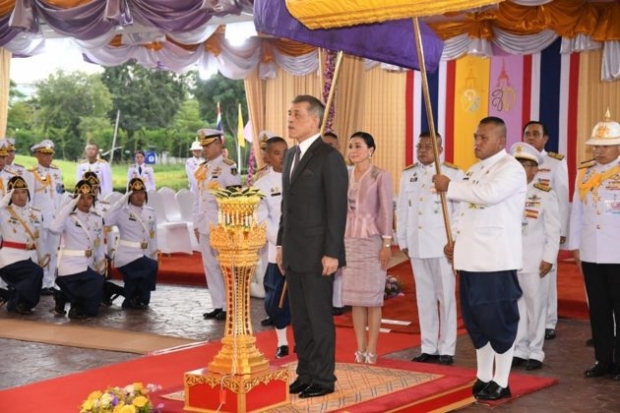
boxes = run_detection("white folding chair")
[175,189,199,251]
[147,190,193,255]
[158,187,183,222]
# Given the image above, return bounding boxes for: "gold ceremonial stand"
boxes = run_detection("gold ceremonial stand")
[184,193,290,412]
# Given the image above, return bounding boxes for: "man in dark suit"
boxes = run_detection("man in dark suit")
[276,95,348,398]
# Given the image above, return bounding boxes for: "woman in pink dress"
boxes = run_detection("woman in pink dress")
[342,131,394,364]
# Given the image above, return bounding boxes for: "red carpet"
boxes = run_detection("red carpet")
[0,327,556,413]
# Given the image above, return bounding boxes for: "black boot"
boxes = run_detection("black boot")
[52,289,67,316]
[102,281,125,306]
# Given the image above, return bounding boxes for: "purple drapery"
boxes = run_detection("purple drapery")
[254,0,444,72]
[0,14,19,46]
[0,0,251,47]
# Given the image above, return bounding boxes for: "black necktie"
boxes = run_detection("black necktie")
[138,166,142,175]
[291,146,301,177]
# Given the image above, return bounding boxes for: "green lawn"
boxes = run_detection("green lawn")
[14,155,191,192]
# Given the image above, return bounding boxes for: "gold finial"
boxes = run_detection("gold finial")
[605,108,611,121]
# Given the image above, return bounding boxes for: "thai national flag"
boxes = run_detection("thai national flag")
[216,101,223,142]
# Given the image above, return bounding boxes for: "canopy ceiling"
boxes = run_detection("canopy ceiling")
[0,0,619,81]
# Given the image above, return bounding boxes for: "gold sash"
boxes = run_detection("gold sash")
[6,206,38,247]
[577,165,620,200]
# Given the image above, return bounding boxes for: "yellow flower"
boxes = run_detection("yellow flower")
[133,382,144,391]
[80,399,94,412]
[88,390,102,400]
[113,403,125,413]
[119,405,136,413]
[132,396,148,408]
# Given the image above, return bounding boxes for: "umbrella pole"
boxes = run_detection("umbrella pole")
[413,18,454,248]
[279,50,345,309]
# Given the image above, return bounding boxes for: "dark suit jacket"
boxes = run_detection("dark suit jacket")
[277,137,348,274]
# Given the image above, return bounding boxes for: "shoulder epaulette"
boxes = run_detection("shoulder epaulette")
[403,163,418,171]
[534,183,551,192]
[28,166,37,172]
[578,159,596,169]
[49,163,59,169]
[547,151,565,161]
[443,161,459,170]
[98,200,110,205]
[223,158,236,166]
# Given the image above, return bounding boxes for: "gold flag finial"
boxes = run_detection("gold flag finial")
[604,108,611,121]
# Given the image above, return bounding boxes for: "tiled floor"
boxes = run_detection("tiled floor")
[1,284,618,412]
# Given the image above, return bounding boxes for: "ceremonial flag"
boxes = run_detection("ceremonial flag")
[216,101,223,131]
[237,104,246,149]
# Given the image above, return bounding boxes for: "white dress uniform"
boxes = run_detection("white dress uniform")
[50,196,106,316]
[29,161,65,289]
[192,153,241,311]
[104,194,158,268]
[254,169,281,298]
[514,181,561,363]
[185,155,203,194]
[449,149,526,271]
[396,161,464,357]
[76,160,113,197]
[535,149,569,331]
[127,164,155,191]
[0,202,45,305]
[568,114,620,372]
[0,204,44,268]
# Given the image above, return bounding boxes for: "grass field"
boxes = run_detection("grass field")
[14,155,191,192]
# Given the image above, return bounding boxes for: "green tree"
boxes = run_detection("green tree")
[34,70,113,160]
[101,63,188,151]
[170,99,205,157]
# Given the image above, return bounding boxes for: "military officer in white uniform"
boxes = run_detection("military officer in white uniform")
[192,128,241,321]
[50,180,105,319]
[29,139,65,294]
[185,140,204,193]
[522,121,569,340]
[397,132,464,365]
[569,112,620,380]
[0,141,20,294]
[127,150,155,191]
[76,143,113,197]
[255,137,291,357]
[105,178,158,310]
[434,117,526,401]
[5,138,35,195]
[81,171,124,306]
[509,142,561,371]
[0,176,44,314]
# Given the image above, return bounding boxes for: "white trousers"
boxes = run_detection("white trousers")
[544,264,558,329]
[43,231,59,289]
[199,234,226,309]
[412,257,457,356]
[515,270,550,362]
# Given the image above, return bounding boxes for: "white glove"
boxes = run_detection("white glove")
[121,191,133,204]
[1,190,13,207]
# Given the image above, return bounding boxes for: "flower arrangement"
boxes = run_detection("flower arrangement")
[384,275,404,299]
[79,382,163,413]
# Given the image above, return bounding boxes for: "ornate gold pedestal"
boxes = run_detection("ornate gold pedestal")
[184,191,290,412]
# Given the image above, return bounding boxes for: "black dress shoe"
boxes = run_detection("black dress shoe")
[261,317,273,326]
[438,355,454,365]
[40,287,56,296]
[525,359,543,370]
[331,307,344,316]
[53,289,67,316]
[203,309,222,319]
[15,303,33,315]
[412,353,439,363]
[298,383,334,398]
[215,311,227,321]
[276,345,289,358]
[472,379,489,396]
[0,287,9,307]
[585,362,612,378]
[289,378,310,394]
[512,356,526,367]
[475,381,511,401]
[545,328,556,340]
[68,307,88,320]
[612,368,620,381]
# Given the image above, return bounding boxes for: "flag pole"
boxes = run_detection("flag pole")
[413,18,453,248]
[280,50,345,309]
